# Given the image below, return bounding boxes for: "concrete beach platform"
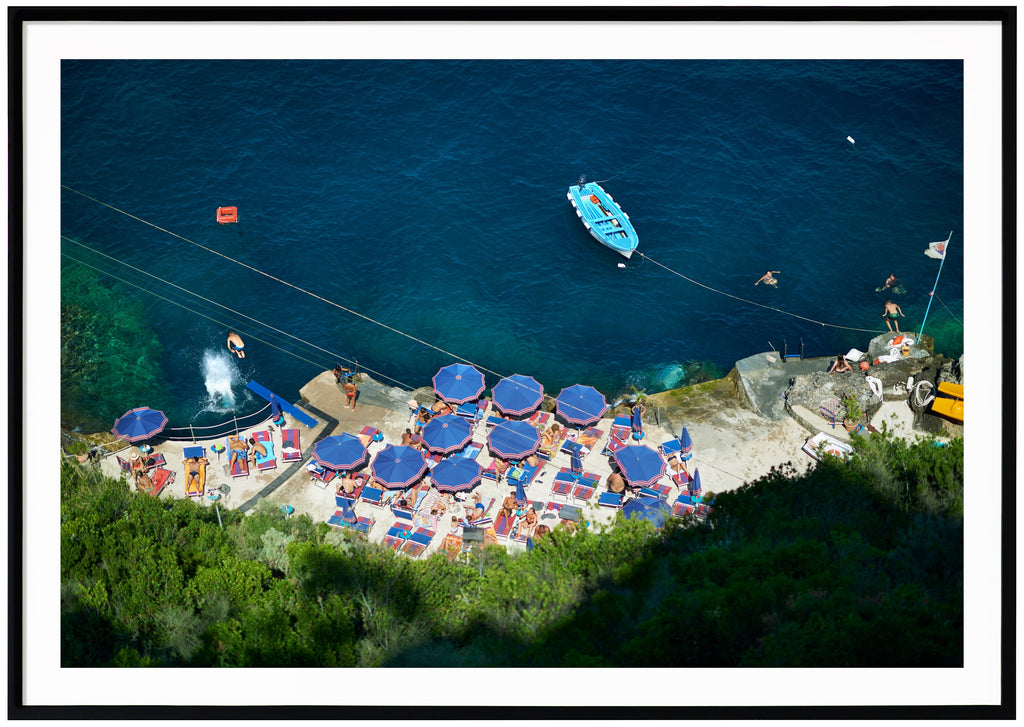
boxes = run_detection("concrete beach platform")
[91,351,954,560]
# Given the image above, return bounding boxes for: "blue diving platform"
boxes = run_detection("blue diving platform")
[246,381,318,429]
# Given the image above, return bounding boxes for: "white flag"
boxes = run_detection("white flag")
[924,231,952,260]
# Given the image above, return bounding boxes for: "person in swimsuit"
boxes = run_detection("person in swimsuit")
[755,270,780,287]
[883,299,905,332]
[344,380,358,410]
[828,355,853,374]
[883,273,901,290]
[607,471,626,494]
[184,454,209,490]
[248,436,267,459]
[227,435,249,468]
[227,330,245,358]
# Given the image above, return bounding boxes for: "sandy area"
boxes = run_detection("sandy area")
[94,372,932,560]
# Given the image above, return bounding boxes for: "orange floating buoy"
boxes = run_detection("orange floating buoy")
[589,195,600,204]
[216,206,238,224]
[859,361,870,371]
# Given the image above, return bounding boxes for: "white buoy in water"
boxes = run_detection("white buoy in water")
[617,263,626,268]
[847,135,856,144]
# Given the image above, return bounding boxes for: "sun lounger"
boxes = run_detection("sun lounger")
[440,533,464,560]
[601,417,632,455]
[306,459,336,487]
[640,482,673,500]
[598,491,623,509]
[183,450,207,499]
[551,470,576,501]
[360,485,386,507]
[493,511,517,541]
[226,439,250,478]
[281,428,302,462]
[327,511,375,536]
[252,430,276,472]
[694,503,712,520]
[672,500,696,518]
[528,410,551,427]
[137,467,174,497]
[659,439,682,457]
[485,415,505,429]
[570,475,599,504]
[670,468,693,490]
[120,452,167,473]
[383,521,414,550]
[402,527,436,558]
[459,441,484,460]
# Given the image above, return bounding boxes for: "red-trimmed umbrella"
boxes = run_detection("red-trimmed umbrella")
[111,407,168,443]
[432,363,486,404]
[613,445,667,489]
[486,419,541,460]
[430,457,483,494]
[491,374,544,417]
[311,433,368,471]
[370,444,428,490]
[421,414,473,454]
[555,384,608,426]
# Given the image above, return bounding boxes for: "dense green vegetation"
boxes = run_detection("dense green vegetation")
[61,430,962,667]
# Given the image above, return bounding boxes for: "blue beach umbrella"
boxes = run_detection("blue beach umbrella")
[570,447,584,479]
[492,374,544,417]
[486,419,541,460]
[432,363,486,404]
[631,404,645,440]
[621,497,672,529]
[370,444,428,490]
[430,457,483,494]
[613,445,667,489]
[691,468,702,496]
[679,426,693,461]
[111,406,168,443]
[555,384,608,427]
[312,433,368,471]
[514,477,527,505]
[421,414,473,454]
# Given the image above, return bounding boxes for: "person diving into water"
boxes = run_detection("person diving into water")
[227,330,246,359]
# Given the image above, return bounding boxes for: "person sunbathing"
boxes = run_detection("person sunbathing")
[337,475,359,495]
[183,455,208,490]
[498,494,518,521]
[414,408,432,434]
[431,400,451,415]
[134,470,155,494]
[518,507,539,539]
[227,436,248,467]
[828,355,853,374]
[540,423,562,448]
[248,437,267,459]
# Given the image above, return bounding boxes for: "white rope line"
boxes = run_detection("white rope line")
[635,251,885,334]
[62,236,416,392]
[63,184,501,376]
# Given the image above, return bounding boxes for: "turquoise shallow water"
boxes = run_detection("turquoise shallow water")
[60,59,964,431]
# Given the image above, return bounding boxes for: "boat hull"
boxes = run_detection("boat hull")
[567,182,638,258]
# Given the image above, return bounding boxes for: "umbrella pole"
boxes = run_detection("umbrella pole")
[190,424,196,445]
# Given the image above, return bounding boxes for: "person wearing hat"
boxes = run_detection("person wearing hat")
[129,452,148,477]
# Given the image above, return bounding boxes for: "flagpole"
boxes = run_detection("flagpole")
[918,231,953,341]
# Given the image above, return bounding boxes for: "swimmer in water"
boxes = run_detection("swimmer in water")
[755,270,780,287]
[227,330,246,359]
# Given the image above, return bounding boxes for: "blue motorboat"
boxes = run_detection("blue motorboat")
[567,178,638,258]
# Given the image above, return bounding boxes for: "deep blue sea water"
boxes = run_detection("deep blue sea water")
[60,59,964,431]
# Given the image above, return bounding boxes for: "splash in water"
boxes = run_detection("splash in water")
[201,349,239,411]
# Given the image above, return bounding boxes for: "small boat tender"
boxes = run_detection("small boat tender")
[567,178,638,258]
